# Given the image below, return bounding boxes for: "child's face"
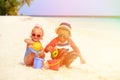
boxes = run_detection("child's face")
[31,28,43,42]
[57,29,70,43]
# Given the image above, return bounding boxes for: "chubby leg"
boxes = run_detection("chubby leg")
[64,51,78,68]
[24,52,35,66]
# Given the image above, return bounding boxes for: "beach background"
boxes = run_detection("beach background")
[0,16,120,80]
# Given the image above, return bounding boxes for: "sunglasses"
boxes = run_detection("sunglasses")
[32,33,41,38]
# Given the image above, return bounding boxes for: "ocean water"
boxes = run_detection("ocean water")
[42,17,120,31]
[77,17,120,31]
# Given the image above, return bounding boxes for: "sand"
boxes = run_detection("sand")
[0,16,120,80]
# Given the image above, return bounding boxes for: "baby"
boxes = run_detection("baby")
[24,25,45,66]
[44,22,86,68]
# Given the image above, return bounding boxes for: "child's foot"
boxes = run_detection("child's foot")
[65,65,72,69]
[26,64,33,67]
[65,65,70,68]
[42,62,49,70]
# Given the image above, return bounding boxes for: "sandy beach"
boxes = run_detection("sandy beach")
[0,16,120,80]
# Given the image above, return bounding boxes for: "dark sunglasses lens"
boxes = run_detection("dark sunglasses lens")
[32,33,41,38]
[32,33,35,36]
[37,35,41,37]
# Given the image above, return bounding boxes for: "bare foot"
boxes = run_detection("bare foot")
[65,65,72,69]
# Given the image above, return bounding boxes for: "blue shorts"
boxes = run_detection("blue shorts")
[24,48,40,59]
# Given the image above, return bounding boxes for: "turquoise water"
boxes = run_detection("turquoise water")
[41,17,120,32]
[84,17,120,31]
[68,17,120,32]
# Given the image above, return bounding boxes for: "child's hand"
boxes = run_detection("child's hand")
[78,53,86,64]
[38,51,45,58]
[24,38,34,44]
[80,58,86,64]
[47,46,55,53]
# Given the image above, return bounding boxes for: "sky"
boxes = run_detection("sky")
[18,0,120,16]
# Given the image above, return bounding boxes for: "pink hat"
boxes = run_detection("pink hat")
[59,22,71,29]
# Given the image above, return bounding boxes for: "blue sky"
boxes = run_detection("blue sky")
[18,0,120,16]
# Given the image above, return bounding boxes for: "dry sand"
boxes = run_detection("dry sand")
[0,16,120,80]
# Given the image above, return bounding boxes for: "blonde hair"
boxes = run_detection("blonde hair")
[56,25,71,36]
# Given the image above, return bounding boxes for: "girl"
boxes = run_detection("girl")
[24,25,45,66]
[44,22,86,68]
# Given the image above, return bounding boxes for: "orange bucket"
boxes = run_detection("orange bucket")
[47,59,60,71]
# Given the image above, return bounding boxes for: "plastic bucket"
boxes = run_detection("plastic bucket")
[33,57,43,69]
[47,59,60,71]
